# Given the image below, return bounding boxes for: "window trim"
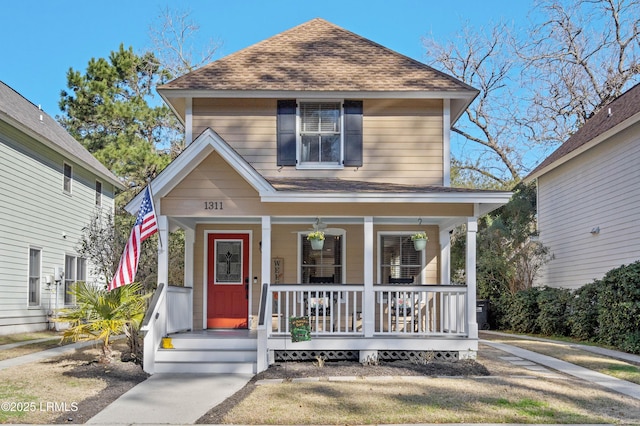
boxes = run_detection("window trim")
[95,180,102,207]
[377,231,426,284]
[297,229,346,283]
[296,99,345,170]
[64,255,87,306]
[28,247,42,307]
[63,162,72,194]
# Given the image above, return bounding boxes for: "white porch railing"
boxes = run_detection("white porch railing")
[267,284,467,337]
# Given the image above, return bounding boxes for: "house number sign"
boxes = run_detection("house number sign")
[204,201,224,210]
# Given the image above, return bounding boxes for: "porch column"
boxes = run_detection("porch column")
[184,228,195,287]
[466,215,478,339]
[261,216,272,288]
[439,228,451,285]
[363,216,374,337]
[258,216,272,372]
[157,215,169,287]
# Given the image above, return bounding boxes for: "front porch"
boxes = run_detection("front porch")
[143,278,474,374]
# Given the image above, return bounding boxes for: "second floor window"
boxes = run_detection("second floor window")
[299,102,341,166]
[63,163,72,194]
[277,100,362,168]
[95,180,102,207]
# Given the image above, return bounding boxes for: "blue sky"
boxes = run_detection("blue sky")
[1,0,531,117]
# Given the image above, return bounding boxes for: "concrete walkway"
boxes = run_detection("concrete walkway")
[86,373,253,424]
[482,339,640,400]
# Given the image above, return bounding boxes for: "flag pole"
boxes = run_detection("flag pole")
[147,185,163,251]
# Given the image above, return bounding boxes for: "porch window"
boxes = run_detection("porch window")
[300,233,343,283]
[379,234,423,283]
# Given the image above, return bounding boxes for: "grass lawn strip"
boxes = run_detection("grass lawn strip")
[218,375,638,424]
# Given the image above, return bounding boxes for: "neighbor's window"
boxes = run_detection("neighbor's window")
[63,163,72,193]
[379,234,423,283]
[299,102,342,166]
[300,233,343,283]
[64,255,86,305]
[95,180,102,207]
[28,248,41,306]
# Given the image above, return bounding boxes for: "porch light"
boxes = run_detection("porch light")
[590,226,600,235]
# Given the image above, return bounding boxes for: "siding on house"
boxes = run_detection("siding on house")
[191,98,443,186]
[0,121,117,334]
[161,151,473,218]
[537,121,640,289]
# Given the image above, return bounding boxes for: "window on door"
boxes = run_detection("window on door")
[300,233,343,283]
[379,234,423,283]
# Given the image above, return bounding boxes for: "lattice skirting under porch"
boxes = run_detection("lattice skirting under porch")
[273,350,459,362]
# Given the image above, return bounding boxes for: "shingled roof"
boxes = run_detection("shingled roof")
[527,82,640,180]
[0,81,123,189]
[159,18,476,93]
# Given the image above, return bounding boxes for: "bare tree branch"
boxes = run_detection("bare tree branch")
[148,7,222,79]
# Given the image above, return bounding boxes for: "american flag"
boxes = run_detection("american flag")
[109,187,158,291]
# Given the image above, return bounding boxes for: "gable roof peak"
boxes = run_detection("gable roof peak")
[159,17,477,94]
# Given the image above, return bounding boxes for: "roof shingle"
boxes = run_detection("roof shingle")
[0,81,123,188]
[159,18,476,93]
[528,82,640,178]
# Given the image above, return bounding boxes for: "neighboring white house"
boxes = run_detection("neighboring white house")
[0,81,124,335]
[526,82,640,290]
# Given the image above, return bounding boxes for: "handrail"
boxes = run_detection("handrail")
[141,283,165,329]
[258,283,269,326]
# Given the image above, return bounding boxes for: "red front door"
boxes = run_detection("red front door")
[207,233,249,329]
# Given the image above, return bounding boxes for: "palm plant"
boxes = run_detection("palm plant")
[56,281,149,363]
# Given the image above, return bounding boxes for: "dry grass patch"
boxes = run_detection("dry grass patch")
[215,376,640,424]
[0,331,59,346]
[0,350,106,424]
[0,341,147,424]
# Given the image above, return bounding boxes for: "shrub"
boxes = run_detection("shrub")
[567,281,600,341]
[596,261,640,353]
[505,287,540,334]
[536,286,571,336]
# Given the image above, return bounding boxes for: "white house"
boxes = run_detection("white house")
[0,81,124,334]
[526,82,640,289]
[131,19,512,374]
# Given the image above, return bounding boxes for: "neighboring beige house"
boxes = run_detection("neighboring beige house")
[526,83,640,290]
[135,18,512,374]
[0,81,124,335]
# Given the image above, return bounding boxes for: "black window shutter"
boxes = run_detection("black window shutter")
[343,100,363,167]
[277,100,297,166]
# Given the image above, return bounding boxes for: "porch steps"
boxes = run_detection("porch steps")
[153,332,257,374]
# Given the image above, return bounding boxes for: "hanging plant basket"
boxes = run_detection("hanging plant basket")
[411,232,428,251]
[307,231,325,250]
[310,238,325,250]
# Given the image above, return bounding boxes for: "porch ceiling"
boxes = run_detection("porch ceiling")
[168,214,480,233]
